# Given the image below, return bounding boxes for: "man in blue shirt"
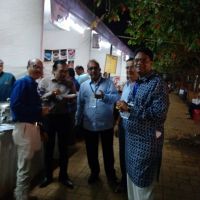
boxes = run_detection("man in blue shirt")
[115,58,139,193]
[76,59,120,185]
[75,65,90,84]
[0,59,16,101]
[117,48,169,200]
[10,58,49,200]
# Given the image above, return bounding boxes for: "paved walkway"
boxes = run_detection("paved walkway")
[29,93,200,200]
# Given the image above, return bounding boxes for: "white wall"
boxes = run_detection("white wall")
[0,0,44,77]
[43,27,127,82]
[90,47,126,81]
[0,0,127,82]
[43,28,91,75]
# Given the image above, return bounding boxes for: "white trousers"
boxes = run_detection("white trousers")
[12,123,41,200]
[127,174,155,200]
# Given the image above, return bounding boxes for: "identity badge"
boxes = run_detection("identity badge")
[89,96,96,108]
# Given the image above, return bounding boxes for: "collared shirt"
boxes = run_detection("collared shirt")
[38,76,76,114]
[76,73,90,84]
[76,77,120,131]
[120,81,135,102]
[0,72,16,101]
[120,81,136,119]
[10,75,42,123]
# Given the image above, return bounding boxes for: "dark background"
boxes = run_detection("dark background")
[81,0,135,51]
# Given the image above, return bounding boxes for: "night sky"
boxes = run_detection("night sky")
[81,0,135,51]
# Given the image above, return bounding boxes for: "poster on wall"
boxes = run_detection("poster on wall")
[67,49,75,60]
[104,54,118,74]
[52,50,60,61]
[44,50,52,62]
[60,49,67,59]
[43,48,76,63]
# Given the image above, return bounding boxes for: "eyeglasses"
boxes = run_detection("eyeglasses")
[126,66,135,70]
[32,64,43,70]
[134,58,151,63]
[88,66,99,71]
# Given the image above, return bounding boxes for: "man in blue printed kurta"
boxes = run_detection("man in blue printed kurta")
[118,47,169,200]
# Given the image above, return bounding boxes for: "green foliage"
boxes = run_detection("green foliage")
[91,0,200,75]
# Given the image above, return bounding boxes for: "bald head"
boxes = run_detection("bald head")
[27,58,43,80]
[27,58,42,68]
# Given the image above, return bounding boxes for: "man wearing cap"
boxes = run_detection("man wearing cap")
[0,59,16,101]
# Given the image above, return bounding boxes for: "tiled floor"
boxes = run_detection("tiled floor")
[29,93,200,199]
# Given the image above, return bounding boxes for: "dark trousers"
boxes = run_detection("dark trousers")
[84,128,116,179]
[43,114,71,180]
[118,119,127,187]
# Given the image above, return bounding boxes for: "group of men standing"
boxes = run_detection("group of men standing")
[2,47,169,200]
[76,47,169,200]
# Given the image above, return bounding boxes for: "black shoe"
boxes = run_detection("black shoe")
[39,177,53,188]
[88,174,99,184]
[59,178,74,189]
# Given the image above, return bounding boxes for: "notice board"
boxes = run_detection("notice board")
[104,54,118,74]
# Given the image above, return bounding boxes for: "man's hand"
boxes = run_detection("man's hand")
[116,100,129,112]
[95,90,104,99]
[52,89,61,96]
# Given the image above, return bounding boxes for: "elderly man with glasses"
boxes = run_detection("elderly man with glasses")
[10,59,49,200]
[76,59,120,186]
